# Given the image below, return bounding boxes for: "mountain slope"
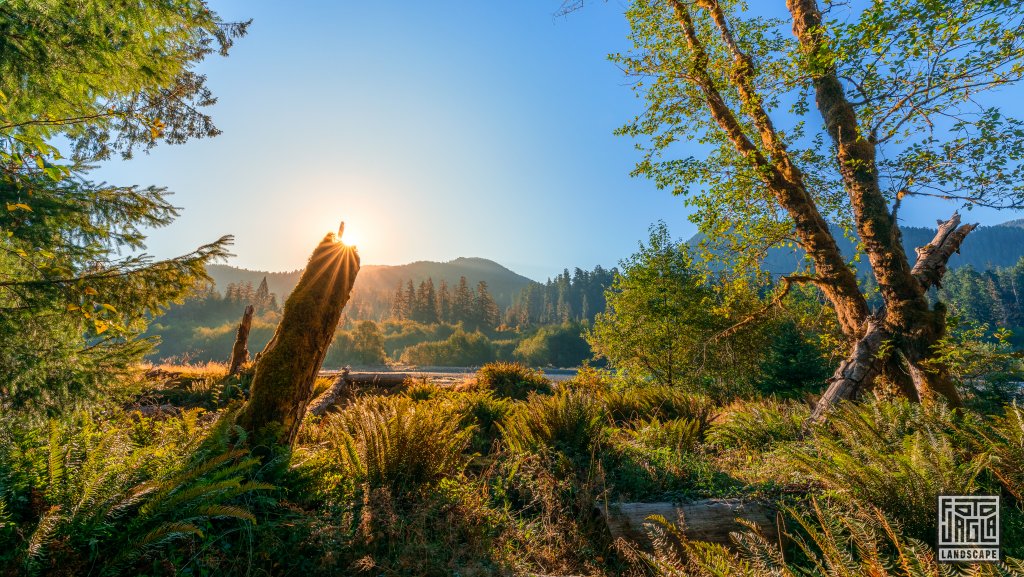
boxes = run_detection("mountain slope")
[206,257,535,308]
[693,219,1024,275]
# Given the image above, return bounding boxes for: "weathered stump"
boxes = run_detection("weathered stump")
[236,223,360,447]
[598,499,778,549]
[228,304,255,375]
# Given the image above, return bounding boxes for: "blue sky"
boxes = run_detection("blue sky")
[91,1,1024,281]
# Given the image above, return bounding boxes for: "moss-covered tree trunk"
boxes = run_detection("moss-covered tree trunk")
[236,225,360,447]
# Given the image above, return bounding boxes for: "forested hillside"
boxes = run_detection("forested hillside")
[208,256,532,308]
[700,219,1024,274]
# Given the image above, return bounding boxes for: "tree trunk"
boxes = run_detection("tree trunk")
[672,0,974,418]
[599,499,778,549]
[786,0,971,413]
[236,224,360,448]
[809,320,887,421]
[228,304,255,376]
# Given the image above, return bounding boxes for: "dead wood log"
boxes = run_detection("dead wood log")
[228,304,255,376]
[236,223,360,448]
[599,499,778,549]
[307,368,353,417]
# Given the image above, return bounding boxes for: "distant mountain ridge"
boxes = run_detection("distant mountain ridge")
[206,256,536,308]
[690,218,1024,275]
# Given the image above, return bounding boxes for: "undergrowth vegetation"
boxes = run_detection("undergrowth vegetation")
[4,363,1024,575]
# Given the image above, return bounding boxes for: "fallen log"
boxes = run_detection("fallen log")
[598,499,778,549]
[307,369,354,417]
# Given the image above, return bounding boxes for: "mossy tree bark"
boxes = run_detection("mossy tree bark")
[236,225,360,447]
[665,0,975,419]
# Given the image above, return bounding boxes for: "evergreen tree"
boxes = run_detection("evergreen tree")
[255,276,272,310]
[437,280,452,323]
[452,276,473,325]
[390,281,407,320]
[474,281,500,329]
[404,280,416,320]
[0,0,246,413]
[422,278,439,324]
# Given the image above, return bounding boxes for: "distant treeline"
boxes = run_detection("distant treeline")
[145,269,607,367]
[333,265,617,329]
[938,256,1024,344]
[506,266,618,326]
[387,277,500,329]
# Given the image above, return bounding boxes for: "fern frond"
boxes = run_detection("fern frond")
[193,504,256,523]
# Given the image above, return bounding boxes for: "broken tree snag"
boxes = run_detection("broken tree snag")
[599,500,778,549]
[911,212,978,290]
[228,304,255,376]
[810,320,887,422]
[236,223,360,447]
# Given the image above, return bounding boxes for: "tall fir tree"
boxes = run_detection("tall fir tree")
[437,279,452,324]
[474,281,500,329]
[452,276,474,325]
[0,0,247,414]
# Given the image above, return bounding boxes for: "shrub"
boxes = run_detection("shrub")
[402,380,442,401]
[475,362,552,400]
[706,399,808,451]
[513,323,591,368]
[399,329,496,366]
[601,418,711,501]
[328,397,472,492]
[561,365,616,394]
[500,390,606,458]
[603,385,717,435]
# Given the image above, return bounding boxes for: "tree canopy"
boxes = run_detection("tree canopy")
[0,0,247,414]
[613,0,1024,414]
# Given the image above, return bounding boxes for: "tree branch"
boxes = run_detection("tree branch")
[671,0,870,338]
[910,211,978,290]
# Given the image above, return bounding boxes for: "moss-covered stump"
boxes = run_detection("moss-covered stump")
[236,226,360,447]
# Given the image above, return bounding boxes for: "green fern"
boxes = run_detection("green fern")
[603,385,717,435]
[785,399,986,542]
[640,498,1024,577]
[500,389,607,458]
[327,396,473,492]
[707,398,808,451]
[964,402,1024,500]
[0,410,272,575]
